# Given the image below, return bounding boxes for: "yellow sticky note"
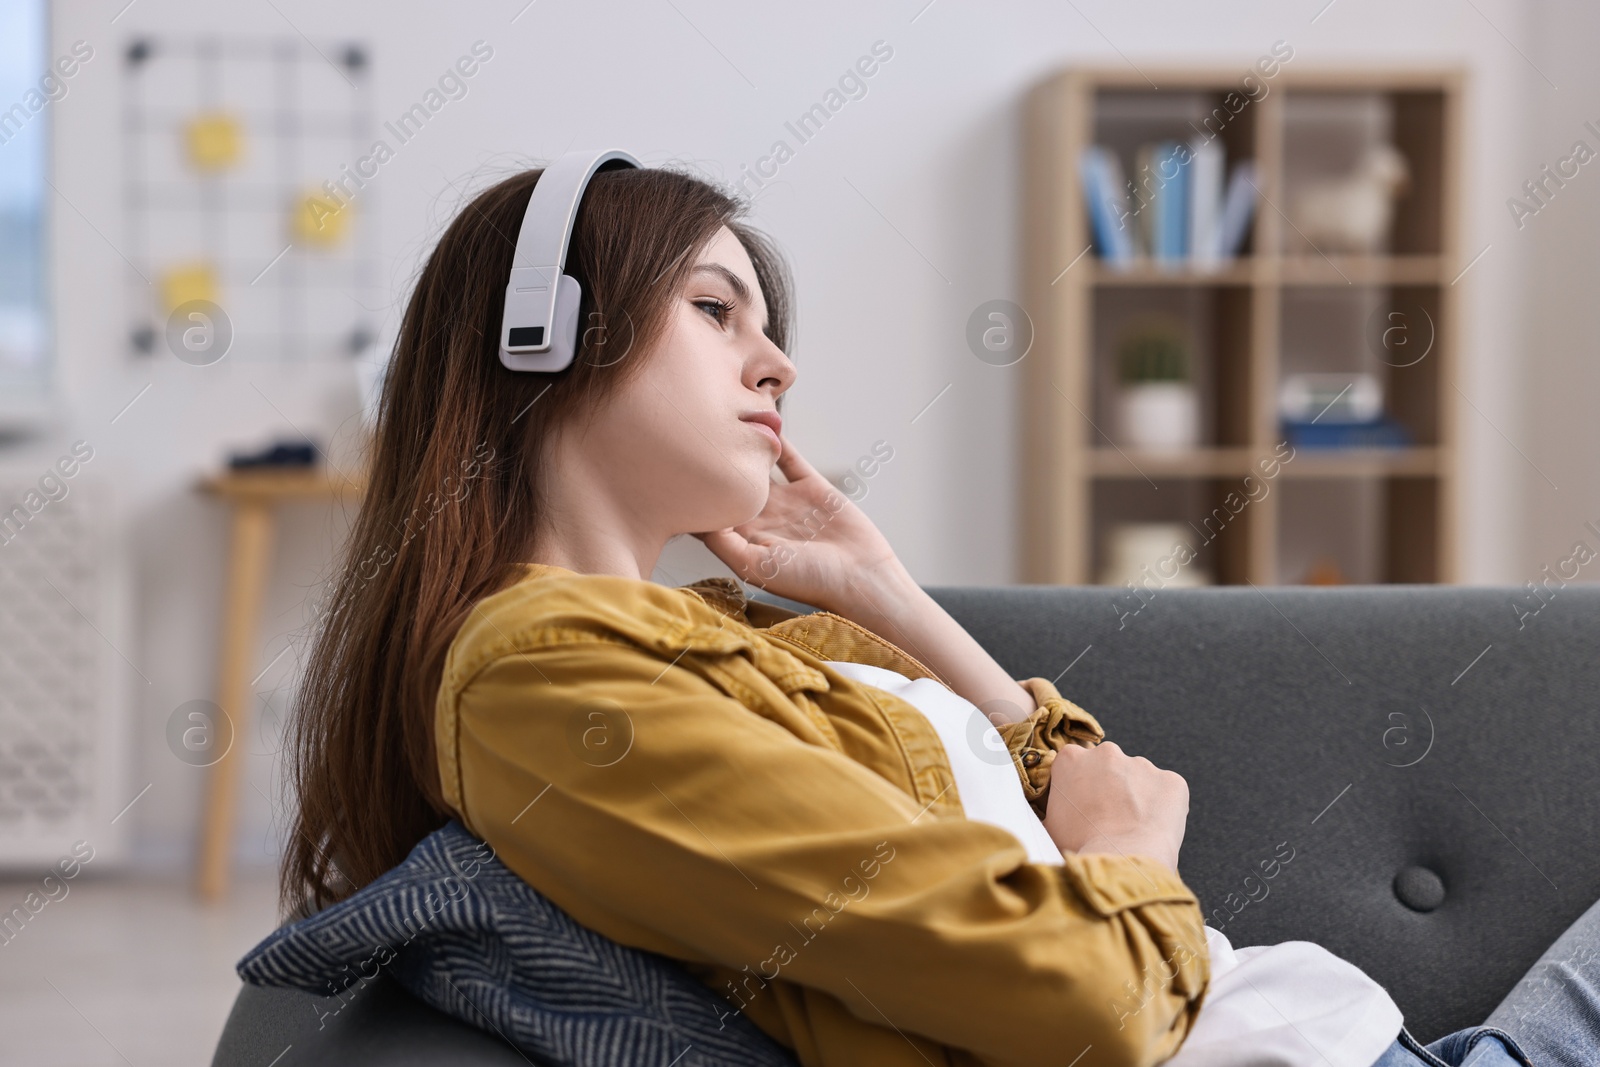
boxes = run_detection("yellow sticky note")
[185,112,243,172]
[290,188,352,247]
[159,263,217,315]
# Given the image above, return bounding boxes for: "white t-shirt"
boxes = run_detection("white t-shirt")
[825,660,1404,1067]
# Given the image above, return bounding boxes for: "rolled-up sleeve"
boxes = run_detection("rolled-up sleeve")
[997,676,1105,821]
[442,642,1206,1067]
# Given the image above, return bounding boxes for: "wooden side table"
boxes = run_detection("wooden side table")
[195,466,365,901]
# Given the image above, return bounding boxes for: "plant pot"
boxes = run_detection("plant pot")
[1117,382,1199,451]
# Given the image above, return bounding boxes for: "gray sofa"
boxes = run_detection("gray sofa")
[212,585,1600,1065]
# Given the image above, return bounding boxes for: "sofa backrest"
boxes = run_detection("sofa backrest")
[924,584,1600,1042]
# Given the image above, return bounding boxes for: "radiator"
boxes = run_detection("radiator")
[0,465,131,867]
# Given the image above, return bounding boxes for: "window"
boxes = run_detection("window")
[0,0,52,421]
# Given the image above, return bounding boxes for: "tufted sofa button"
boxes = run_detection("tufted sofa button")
[1021,750,1042,768]
[1394,866,1447,912]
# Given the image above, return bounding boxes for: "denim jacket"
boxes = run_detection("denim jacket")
[434,563,1210,1067]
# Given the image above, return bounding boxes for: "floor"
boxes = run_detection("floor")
[0,869,281,1065]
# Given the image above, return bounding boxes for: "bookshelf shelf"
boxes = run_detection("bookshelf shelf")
[1089,261,1256,286]
[1084,446,1441,480]
[1022,67,1463,586]
[1088,254,1447,287]
[1276,447,1443,478]
[1276,254,1446,286]
[1087,448,1260,478]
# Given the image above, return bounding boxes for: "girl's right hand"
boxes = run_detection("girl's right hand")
[1041,741,1190,873]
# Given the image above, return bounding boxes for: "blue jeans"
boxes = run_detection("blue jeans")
[1369,895,1600,1067]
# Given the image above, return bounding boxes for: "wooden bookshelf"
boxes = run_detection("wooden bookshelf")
[1021,67,1463,586]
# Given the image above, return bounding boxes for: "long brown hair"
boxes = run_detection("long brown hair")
[282,162,797,915]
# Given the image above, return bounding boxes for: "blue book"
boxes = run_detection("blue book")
[1154,141,1189,265]
[1078,146,1134,264]
[1281,417,1412,449]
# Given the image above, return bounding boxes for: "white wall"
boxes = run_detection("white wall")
[30,0,1545,870]
[1520,0,1600,580]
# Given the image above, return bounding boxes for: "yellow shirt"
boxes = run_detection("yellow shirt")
[434,562,1209,1067]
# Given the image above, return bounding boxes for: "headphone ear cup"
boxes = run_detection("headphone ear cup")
[499,274,582,373]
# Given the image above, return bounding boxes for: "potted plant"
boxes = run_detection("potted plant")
[1115,322,1199,451]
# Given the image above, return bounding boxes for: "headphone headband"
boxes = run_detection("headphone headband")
[499,148,643,372]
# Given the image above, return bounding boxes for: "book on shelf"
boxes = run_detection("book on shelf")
[1187,137,1225,269]
[1079,141,1258,269]
[1078,146,1135,264]
[1215,161,1259,265]
[1150,141,1188,265]
[1280,417,1413,449]
[1278,373,1409,448]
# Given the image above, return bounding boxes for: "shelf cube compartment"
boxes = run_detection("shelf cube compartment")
[1091,285,1254,450]
[1276,475,1440,584]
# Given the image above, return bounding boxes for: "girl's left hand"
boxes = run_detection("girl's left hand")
[693,435,915,618]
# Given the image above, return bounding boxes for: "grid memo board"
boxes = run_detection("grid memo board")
[121,35,378,363]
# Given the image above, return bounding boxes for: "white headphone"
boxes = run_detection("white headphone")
[499,148,643,372]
